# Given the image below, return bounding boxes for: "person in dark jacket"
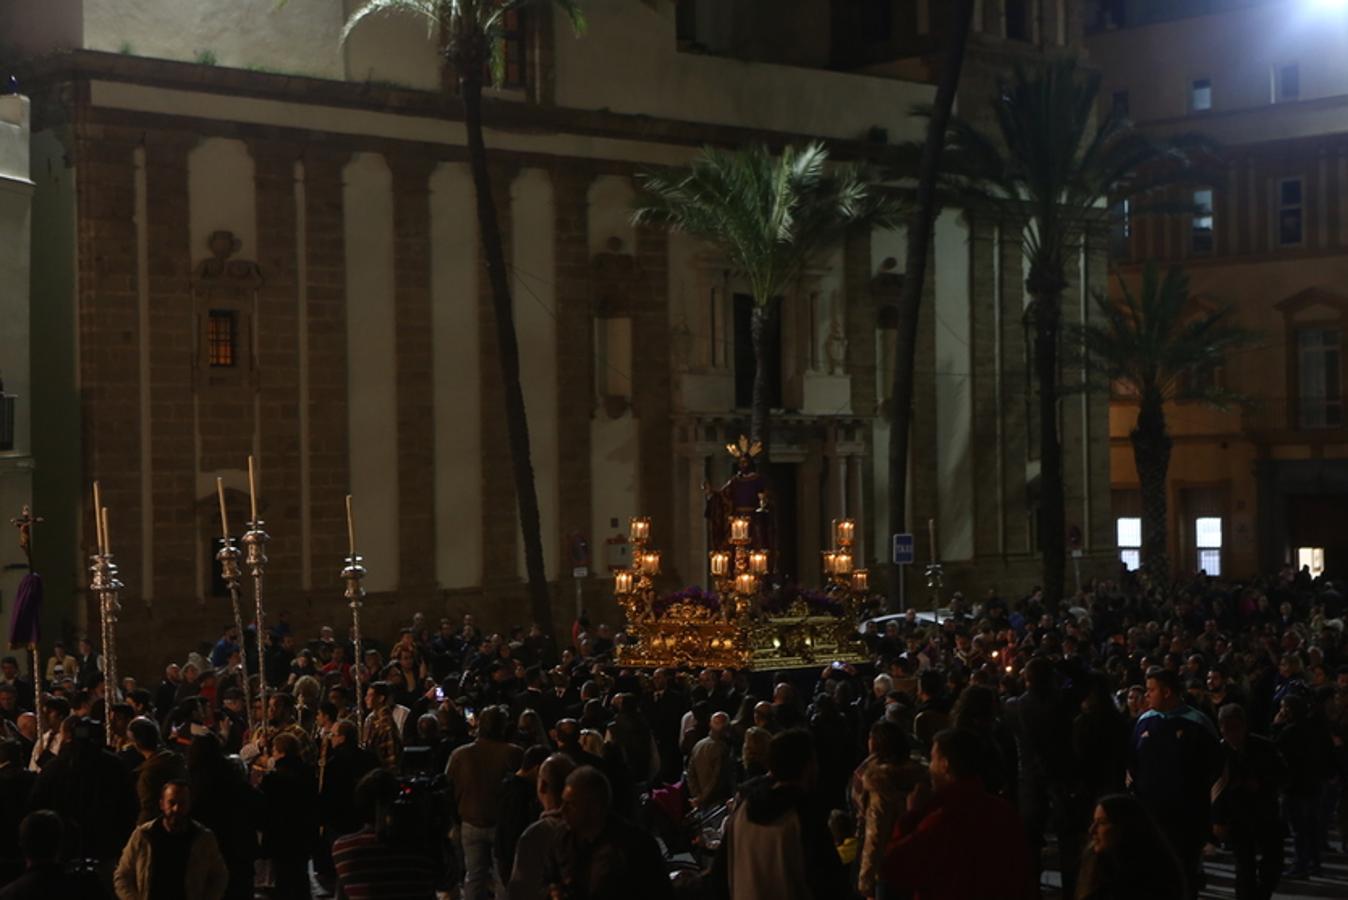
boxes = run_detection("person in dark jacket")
[1273,693,1334,877]
[493,745,548,885]
[29,717,136,867]
[0,811,106,900]
[1128,667,1222,899]
[1213,703,1285,900]
[544,766,671,900]
[1075,793,1186,900]
[0,739,36,884]
[722,729,847,900]
[260,732,319,899]
[187,733,262,900]
[126,718,186,825]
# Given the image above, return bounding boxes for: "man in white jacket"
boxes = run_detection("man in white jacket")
[113,780,228,900]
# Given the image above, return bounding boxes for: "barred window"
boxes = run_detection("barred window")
[208,310,238,368]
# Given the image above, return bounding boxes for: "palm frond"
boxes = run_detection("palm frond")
[634,143,904,306]
[341,0,448,45]
[1075,261,1258,407]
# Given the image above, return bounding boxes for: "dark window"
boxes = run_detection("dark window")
[208,310,237,367]
[1111,90,1130,118]
[1298,327,1342,428]
[861,0,892,39]
[676,0,697,43]
[1277,63,1300,102]
[733,294,782,410]
[209,537,237,598]
[0,389,13,452]
[1279,177,1303,246]
[1005,0,1030,41]
[494,9,527,88]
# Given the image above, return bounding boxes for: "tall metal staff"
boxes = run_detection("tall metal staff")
[89,482,123,746]
[241,456,270,734]
[214,478,254,737]
[341,494,368,746]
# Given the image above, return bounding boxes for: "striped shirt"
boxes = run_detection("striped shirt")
[332,826,436,899]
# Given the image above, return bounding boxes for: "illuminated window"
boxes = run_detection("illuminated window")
[208,310,237,368]
[1191,77,1212,112]
[1297,546,1325,577]
[1195,516,1222,576]
[1274,63,1299,102]
[1192,189,1214,254]
[1117,517,1141,571]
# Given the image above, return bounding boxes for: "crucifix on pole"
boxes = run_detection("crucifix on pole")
[9,504,45,753]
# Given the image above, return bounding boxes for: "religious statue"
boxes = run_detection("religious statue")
[704,436,776,561]
[9,504,43,570]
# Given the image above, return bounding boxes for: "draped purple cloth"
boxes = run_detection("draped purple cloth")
[9,571,41,648]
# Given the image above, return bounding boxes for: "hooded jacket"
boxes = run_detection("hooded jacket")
[724,777,845,900]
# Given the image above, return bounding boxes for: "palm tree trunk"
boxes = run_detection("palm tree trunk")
[887,0,976,612]
[460,71,557,651]
[1131,388,1172,581]
[750,300,774,452]
[1032,284,1067,611]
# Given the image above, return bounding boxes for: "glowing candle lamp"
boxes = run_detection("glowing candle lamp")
[630,517,651,542]
[833,552,853,574]
[835,518,856,548]
[641,551,662,575]
[730,516,751,543]
[749,550,769,575]
[614,570,635,595]
[851,569,869,592]
[709,551,730,577]
[735,572,758,595]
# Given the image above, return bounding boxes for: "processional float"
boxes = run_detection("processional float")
[614,436,875,671]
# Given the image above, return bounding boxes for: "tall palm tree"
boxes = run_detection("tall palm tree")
[887,0,975,612]
[1077,263,1252,580]
[342,0,585,648]
[927,57,1209,609]
[632,143,904,449]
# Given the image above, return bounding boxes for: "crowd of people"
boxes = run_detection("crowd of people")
[0,563,1344,899]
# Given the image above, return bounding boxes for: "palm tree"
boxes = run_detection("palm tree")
[887,0,975,612]
[342,0,585,648]
[926,57,1209,609]
[1077,263,1252,580]
[632,143,904,449]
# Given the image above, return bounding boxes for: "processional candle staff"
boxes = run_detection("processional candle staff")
[342,494,368,746]
[88,482,124,746]
[241,456,271,729]
[214,477,254,737]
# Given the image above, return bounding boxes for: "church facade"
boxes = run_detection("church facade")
[2,0,1114,671]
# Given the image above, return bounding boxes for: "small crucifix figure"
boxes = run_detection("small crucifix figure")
[10,504,44,570]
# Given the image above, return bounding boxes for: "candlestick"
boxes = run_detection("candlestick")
[730,516,750,543]
[216,477,230,537]
[93,481,105,554]
[100,507,110,555]
[735,572,758,596]
[709,551,729,577]
[630,517,650,542]
[614,569,635,595]
[851,569,869,592]
[749,550,769,575]
[928,517,937,562]
[345,494,356,556]
[835,519,855,548]
[248,456,259,522]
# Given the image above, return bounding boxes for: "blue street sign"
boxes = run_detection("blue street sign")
[892,533,915,565]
